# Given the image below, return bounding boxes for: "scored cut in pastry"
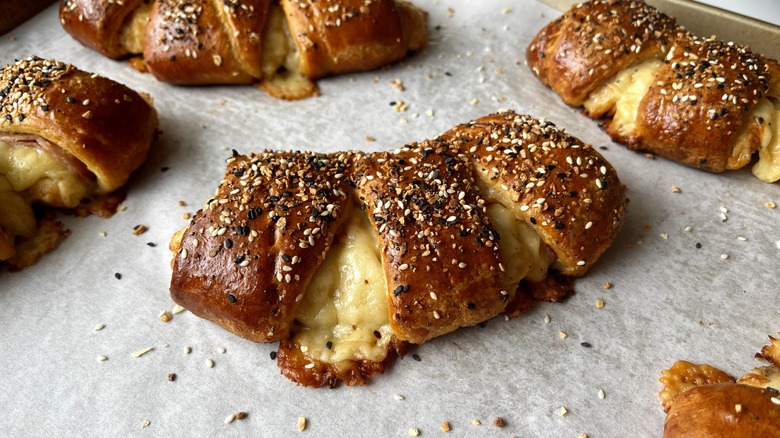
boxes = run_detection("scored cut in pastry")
[169,111,628,387]
[659,334,780,437]
[526,0,780,183]
[59,0,428,99]
[0,56,158,270]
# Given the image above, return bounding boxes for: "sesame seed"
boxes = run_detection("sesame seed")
[132,347,154,358]
[394,394,405,401]
[96,355,108,362]
[598,389,605,399]
[206,359,215,368]
[94,324,105,331]
[224,414,236,424]
[771,397,780,405]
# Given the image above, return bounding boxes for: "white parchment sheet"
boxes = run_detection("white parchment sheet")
[1,1,779,436]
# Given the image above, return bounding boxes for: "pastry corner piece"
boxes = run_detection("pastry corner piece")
[169,111,627,387]
[0,56,158,270]
[659,334,780,437]
[527,0,780,182]
[59,0,428,99]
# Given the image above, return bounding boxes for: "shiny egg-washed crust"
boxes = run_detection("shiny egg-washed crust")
[169,111,627,385]
[144,0,271,84]
[59,0,148,59]
[281,0,427,79]
[353,141,506,344]
[664,384,780,438]
[526,0,679,106]
[527,0,780,175]
[277,337,407,388]
[0,57,158,194]
[632,35,777,172]
[438,112,627,277]
[60,0,427,88]
[169,151,353,342]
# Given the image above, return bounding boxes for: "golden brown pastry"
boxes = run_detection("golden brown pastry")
[659,334,780,437]
[0,56,158,269]
[60,0,428,99]
[169,111,628,387]
[527,0,780,182]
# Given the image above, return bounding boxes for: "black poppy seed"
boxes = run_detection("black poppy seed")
[114,273,122,280]
[146,242,156,247]
[281,254,291,262]
[66,96,75,103]
[234,255,245,264]
[40,104,49,111]
[278,204,288,211]
[325,341,333,350]
[282,191,293,197]
[695,242,702,249]
[4,114,11,121]
[530,217,537,225]
[224,239,233,249]
[412,354,421,362]
[269,195,280,202]
[227,293,236,303]
[466,303,476,310]
[580,342,592,348]
[161,167,170,172]
[270,351,277,360]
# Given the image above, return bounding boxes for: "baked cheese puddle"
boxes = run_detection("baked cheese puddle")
[259,5,317,99]
[292,196,548,366]
[750,98,780,182]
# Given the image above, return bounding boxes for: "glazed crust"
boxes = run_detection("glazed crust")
[439,112,627,276]
[664,384,780,438]
[169,151,353,342]
[281,0,427,79]
[526,0,678,106]
[144,0,271,85]
[59,0,148,59]
[169,111,627,385]
[633,35,776,172]
[353,141,506,344]
[527,0,780,175]
[0,57,157,194]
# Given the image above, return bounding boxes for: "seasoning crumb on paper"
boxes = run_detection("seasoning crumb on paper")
[140,420,150,429]
[595,299,605,309]
[159,310,172,322]
[559,407,568,416]
[390,79,405,91]
[408,427,419,436]
[767,201,777,209]
[603,282,612,289]
[558,331,567,339]
[218,347,226,354]
[98,231,107,237]
[441,421,451,432]
[206,359,215,368]
[235,412,247,420]
[297,416,307,432]
[472,419,481,426]
[493,417,506,427]
[133,224,147,235]
[172,304,186,315]
[132,347,154,358]
[671,185,681,193]
[167,373,176,381]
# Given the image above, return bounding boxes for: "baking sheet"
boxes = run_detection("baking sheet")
[2,1,779,436]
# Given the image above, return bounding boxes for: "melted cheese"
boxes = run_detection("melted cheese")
[738,366,780,391]
[0,175,36,240]
[584,60,662,138]
[119,1,152,55]
[0,140,89,208]
[259,6,316,99]
[751,99,780,182]
[292,206,392,364]
[485,203,548,288]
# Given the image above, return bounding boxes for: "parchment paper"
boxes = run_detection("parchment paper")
[2,1,779,436]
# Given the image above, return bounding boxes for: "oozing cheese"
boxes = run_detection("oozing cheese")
[259,6,316,99]
[0,140,89,208]
[119,1,152,55]
[750,99,780,182]
[0,175,36,240]
[584,60,662,138]
[485,202,549,287]
[738,366,780,391]
[292,206,393,364]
